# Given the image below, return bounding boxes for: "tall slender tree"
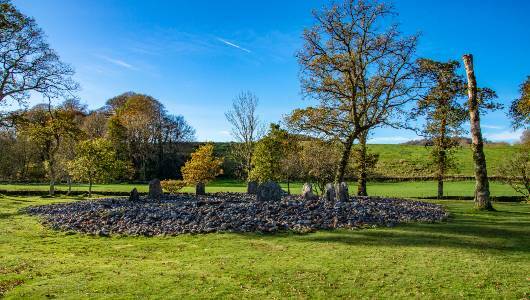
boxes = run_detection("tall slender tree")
[463,54,492,210]
[413,59,468,198]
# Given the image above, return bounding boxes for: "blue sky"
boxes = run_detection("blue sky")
[11,0,530,142]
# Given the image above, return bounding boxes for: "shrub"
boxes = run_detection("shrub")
[160,180,187,194]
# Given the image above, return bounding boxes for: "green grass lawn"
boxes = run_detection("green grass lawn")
[0,180,522,198]
[1,195,529,298]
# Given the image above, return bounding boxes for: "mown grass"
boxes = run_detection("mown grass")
[0,180,521,198]
[0,195,529,298]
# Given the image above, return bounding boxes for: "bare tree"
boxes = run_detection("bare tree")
[286,0,420,183]
[463,54,492,210]
[225,91,263,180]
[0,1,78,105]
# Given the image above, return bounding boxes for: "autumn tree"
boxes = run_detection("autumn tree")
[68,138,131,197]
[509,76,530,129]
[413,59,468,198]
[249,124,289,183]
[225,91,263,180]
[181,143,223,195]
[286,0,419,183]
[0,0,78,105]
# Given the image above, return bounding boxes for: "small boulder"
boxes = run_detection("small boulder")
[247,181,258,194]
[335,182,349,201]
[196,182,205,195]
[256,181,282,202]
[302,183,317,200]
[148,179,163,199]
[129,188,139,201]
[323,183,336,202]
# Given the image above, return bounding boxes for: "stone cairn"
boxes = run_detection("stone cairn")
[129,188,140,201]
[247,181,258,194]
[148,179,163,200]
[256,181,282,202]
[302,183,318,200]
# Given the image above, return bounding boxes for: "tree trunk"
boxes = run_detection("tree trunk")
[463,54,493,210]
[357,131,368,196]
[437,114,447,199]
[48,159,55,196]
[437,173,444,199]
[287,179,291,195]
[335,135,355,183]
[67,176,72,196]
[88,179,92,198]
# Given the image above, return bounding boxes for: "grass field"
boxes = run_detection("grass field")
[1,195,529,298]
[0,179,522,198]
[367,144,521,178]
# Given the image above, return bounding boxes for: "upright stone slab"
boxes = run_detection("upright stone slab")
[302,183,317,200]
[247,181,258,194]
[196,182,205,195]
[323,183,336,202]
[129,187,140,201]
[256,181,282,202]
[335,182,349,201]
[148,179,163,199]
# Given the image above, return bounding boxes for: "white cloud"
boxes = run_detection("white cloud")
[368,136,410,144]
[219,130,231,136]
[97,55,136,70]
[484,129,524,142]
[481,124,504,130]
[216,38,251,53]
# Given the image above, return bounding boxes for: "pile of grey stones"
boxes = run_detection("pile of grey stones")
[25,180,449,236]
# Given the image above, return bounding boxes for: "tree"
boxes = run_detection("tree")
[413,59,468,198]
[299,140,342,195]
[68,138,131,197]
[16,102,82,195]
[498,145,529,202]
[286,0,419,183]
[181,143,223,195]
[225,91,263,180]
[351,130,379,196]
[509,76,530,129]
[463,54,493,210]
[0,0,78,105]
[249,124,289,183]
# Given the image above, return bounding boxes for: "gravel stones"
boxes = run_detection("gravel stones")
[25,193,449,236]
[148,179,163,199]
[256,181,282,202]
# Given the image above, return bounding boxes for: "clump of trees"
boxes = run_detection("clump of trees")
[67,138,131,197]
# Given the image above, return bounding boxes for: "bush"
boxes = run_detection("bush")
[160,180,187,194]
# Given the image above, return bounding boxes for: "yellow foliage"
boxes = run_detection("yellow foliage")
[160,179,187,194]
[181,144,223,185]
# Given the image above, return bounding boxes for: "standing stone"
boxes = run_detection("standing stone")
[335,182,349,202]
[256,181,282,202]
[302,183,316,200]
[129,188,139,201]
[323,183,336,202]
[148,179,163,199]
[247,181,258,194]
[195,182,206,195]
